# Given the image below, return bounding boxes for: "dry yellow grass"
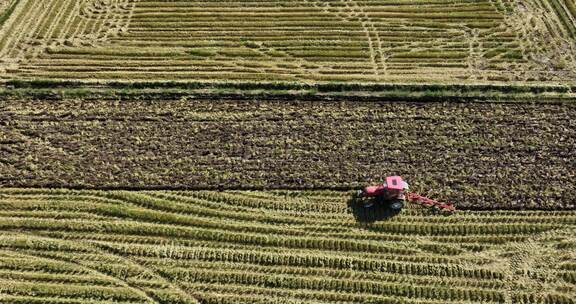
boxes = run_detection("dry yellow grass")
[0,0,575,83]
[0,188,574,303]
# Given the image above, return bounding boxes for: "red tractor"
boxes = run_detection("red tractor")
[358,176,455,212]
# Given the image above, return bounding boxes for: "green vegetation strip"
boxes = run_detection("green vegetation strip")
[3,80,575,101]
[0,189,574,304]
[0,0,20,28]
[1,98,574,209]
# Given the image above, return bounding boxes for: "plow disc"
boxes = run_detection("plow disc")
[406,192,456,212]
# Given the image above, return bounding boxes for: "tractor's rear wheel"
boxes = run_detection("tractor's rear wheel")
[390,200,404,211]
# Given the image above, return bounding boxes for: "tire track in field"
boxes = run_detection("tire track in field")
[305,0,381,75]
[343,0,388,75]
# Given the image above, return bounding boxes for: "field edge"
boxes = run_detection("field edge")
[2,79,576,102]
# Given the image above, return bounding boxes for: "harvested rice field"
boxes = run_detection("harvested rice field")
[0,189,574,304]
[0,0,575,83]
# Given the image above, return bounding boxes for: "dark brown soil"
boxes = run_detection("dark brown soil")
[1,98,574,209]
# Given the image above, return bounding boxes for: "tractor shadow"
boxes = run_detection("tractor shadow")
[347,193,401,224]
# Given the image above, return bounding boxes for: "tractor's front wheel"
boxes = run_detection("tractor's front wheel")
[390,200,404,211]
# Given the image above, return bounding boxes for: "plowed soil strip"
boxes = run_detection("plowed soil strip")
[1,98,575,209]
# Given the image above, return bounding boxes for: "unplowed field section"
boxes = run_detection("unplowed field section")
[0,189,574,304]
[1,99,574,209]
[1,0,575,82]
